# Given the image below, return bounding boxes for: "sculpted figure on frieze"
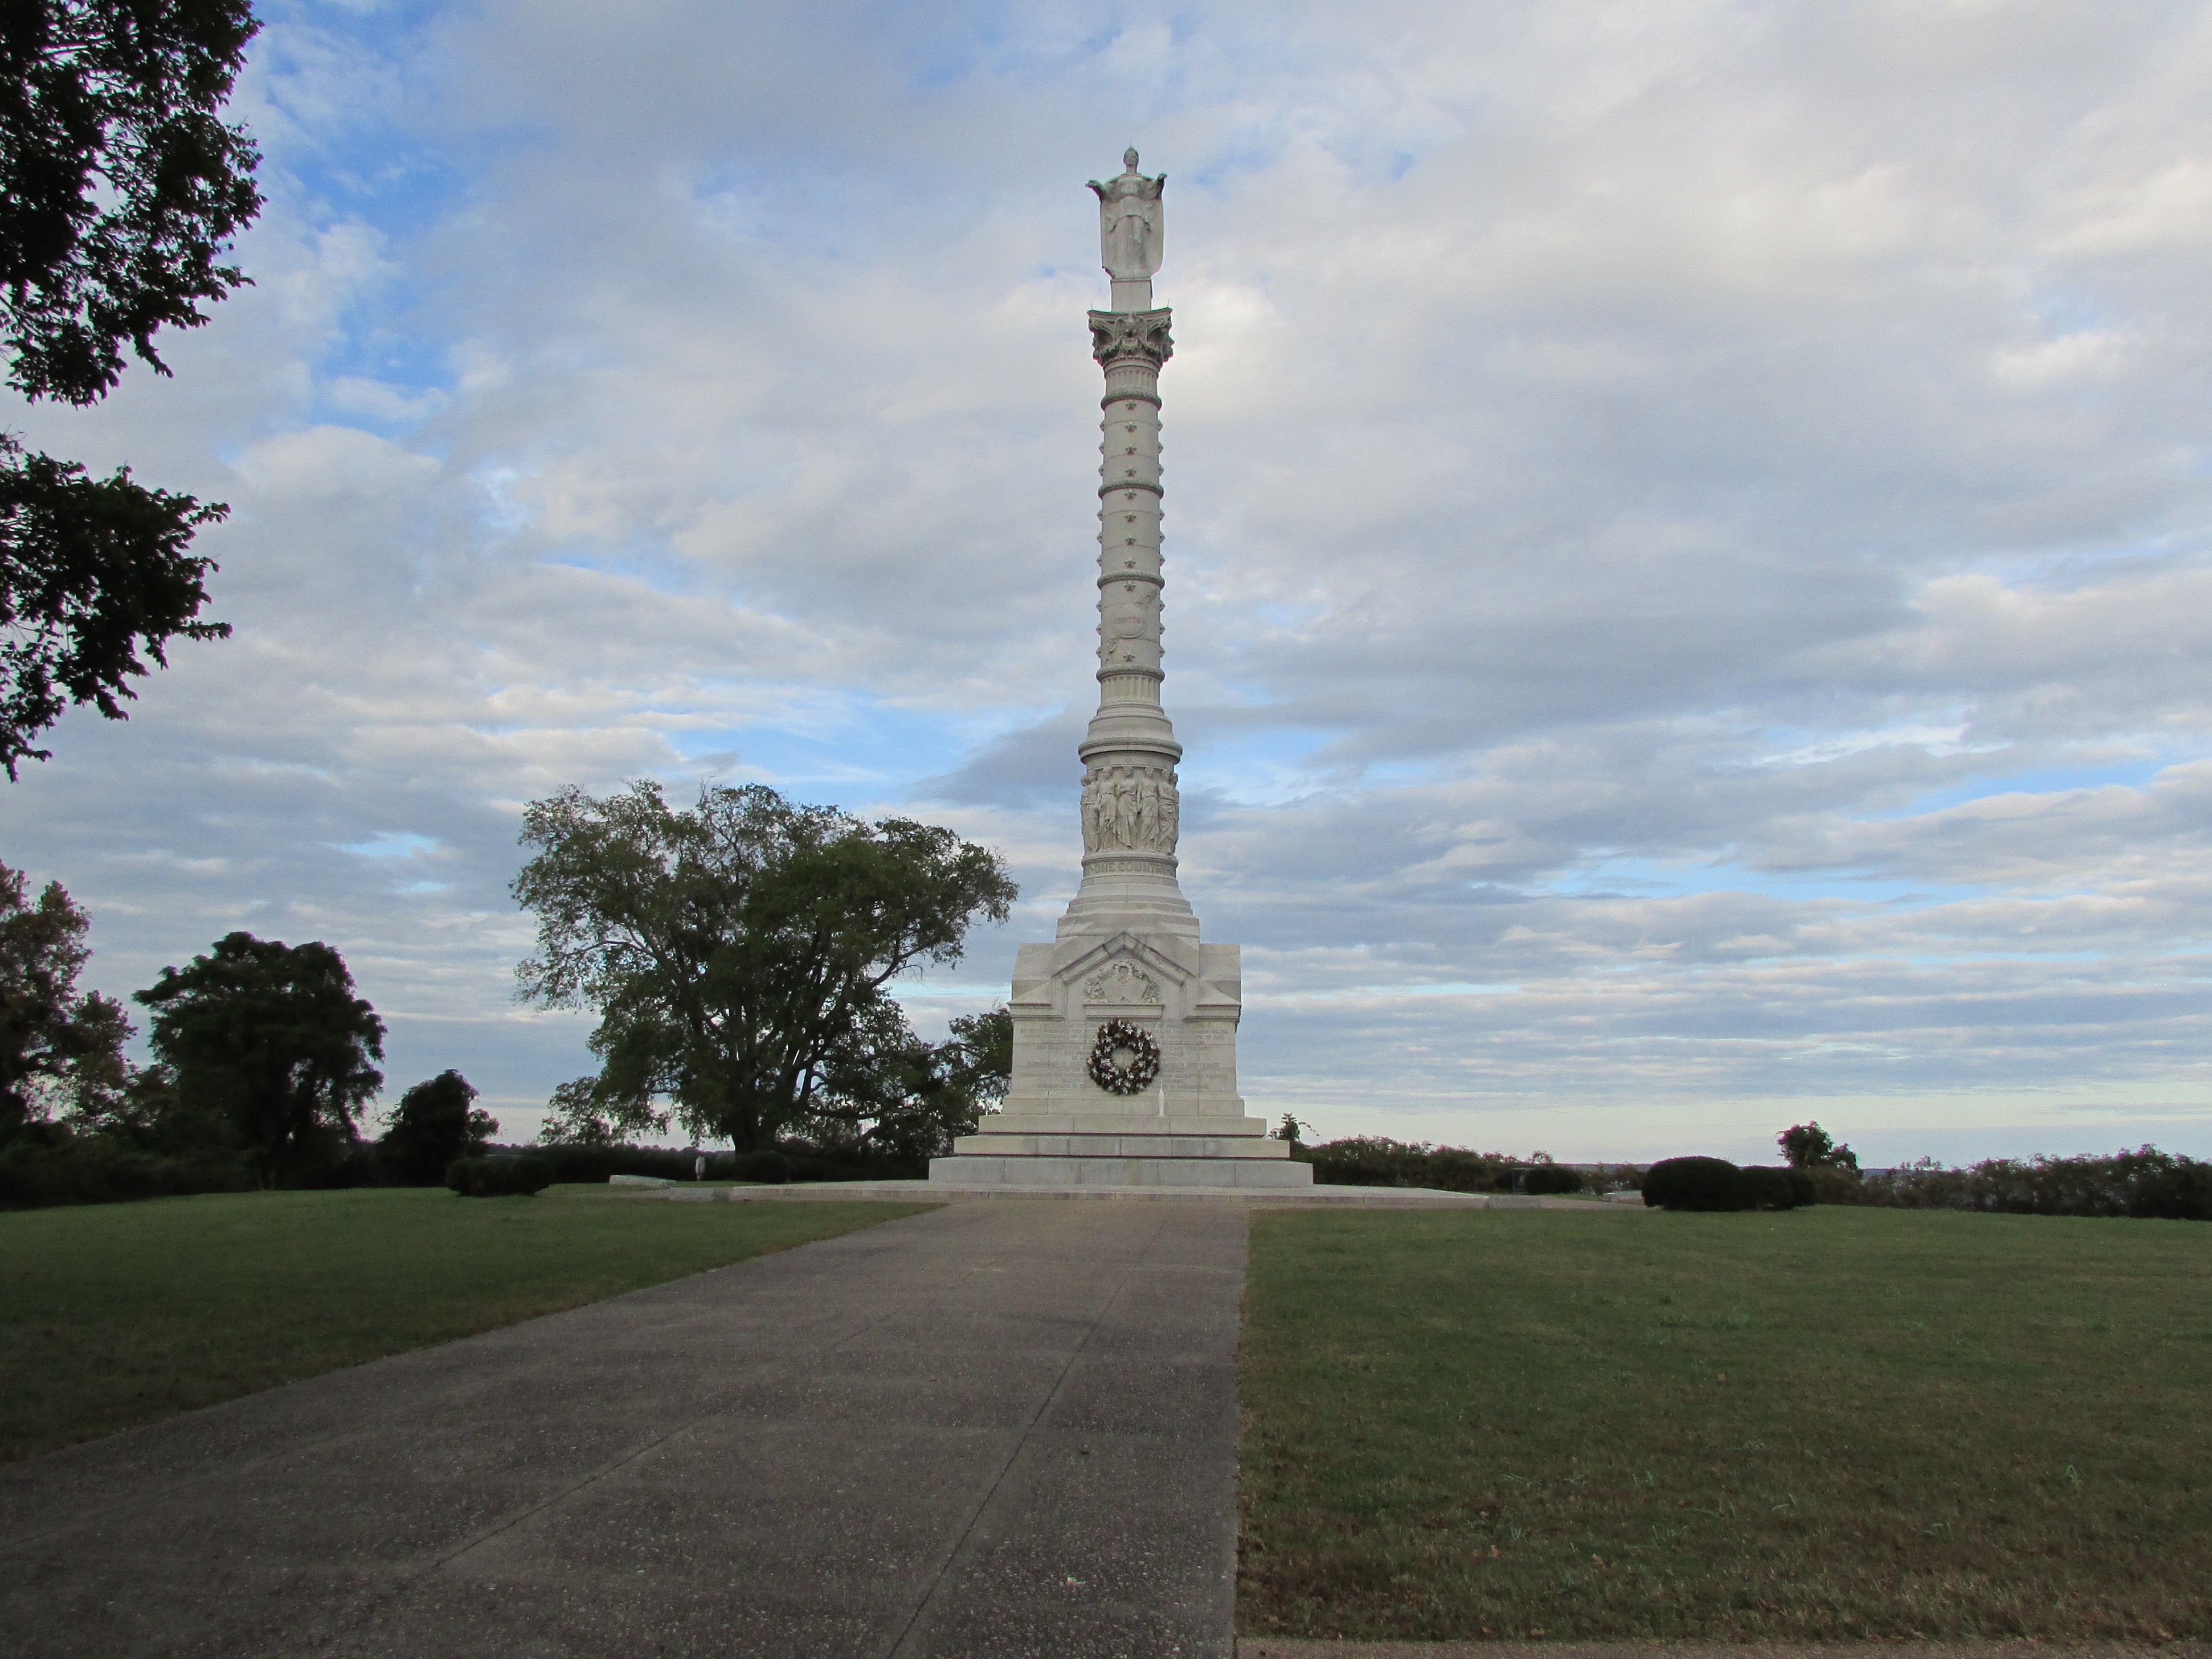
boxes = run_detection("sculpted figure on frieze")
[1080,764,1181,855]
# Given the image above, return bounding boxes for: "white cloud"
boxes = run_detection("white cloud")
[1,0,2206,1160]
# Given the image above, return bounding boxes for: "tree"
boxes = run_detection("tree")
[0,859,130,1142]
[512,781,1016,1153]
[1,0,262,775]
[378,1068,495,1185]
[1778,1121,1859,1171]
[813,1002,1013,1165]
[135,931,383,1181]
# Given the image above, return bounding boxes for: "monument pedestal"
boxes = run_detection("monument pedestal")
[930,151,1311,1194]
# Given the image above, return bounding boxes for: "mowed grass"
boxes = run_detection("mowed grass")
[0,1186,933,1462]
[1240,1206,2212,1642]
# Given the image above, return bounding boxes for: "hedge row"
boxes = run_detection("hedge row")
[1858,1148,2212,1220]
[527,1142,922,1186]
[0,1136,256,1210]
[1289,1137,1589,1194]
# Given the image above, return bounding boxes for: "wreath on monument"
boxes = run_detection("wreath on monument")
[1086,1018,1161,1096]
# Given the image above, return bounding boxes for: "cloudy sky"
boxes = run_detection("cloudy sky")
[5,0,2208,1164]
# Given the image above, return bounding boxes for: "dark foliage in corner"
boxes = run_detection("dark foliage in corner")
[1,0,263,771]
[0,859,130,1142]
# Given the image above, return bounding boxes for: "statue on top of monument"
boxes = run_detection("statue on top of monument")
[1090,147,1164,281]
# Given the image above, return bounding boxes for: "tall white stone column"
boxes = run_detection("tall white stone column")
[930,151,1311,1191]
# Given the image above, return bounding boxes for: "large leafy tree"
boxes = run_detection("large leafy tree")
[0,858,130,1142]
[513,781,1016,1153]
[1,0,261,775]
[135,931,384,1181]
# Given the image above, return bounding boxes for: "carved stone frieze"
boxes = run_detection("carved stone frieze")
[1082,960,1162,1003]
[1081,763,1180,855]
[1089,308,1174,370]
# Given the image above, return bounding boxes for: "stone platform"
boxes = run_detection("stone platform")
[931,1110,1316,1191]
[632,1181,1640,1210]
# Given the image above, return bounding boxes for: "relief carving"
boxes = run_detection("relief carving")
[1081,763,1180,855]
[1083,960,1161,1003]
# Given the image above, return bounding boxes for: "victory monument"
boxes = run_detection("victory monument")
[931,152,1311,1190]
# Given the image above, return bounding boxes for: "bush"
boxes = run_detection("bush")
[1739,1166,1803,1210]
[1642,1156,1753,1212]
[1522,1164,1585,1195]
[445,1154,554,1198]
[731,1148,791,1184]
[1807,1164,1863,1205]
[1784,1168,1818,1207]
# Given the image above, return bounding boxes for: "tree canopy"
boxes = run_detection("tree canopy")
[0,859,130,1142]
[135,931,383,1181]
[0,0,261,774]
[513,781,1016,1153]
[378,1068,495,1185]
[1778,1120,1859,1170]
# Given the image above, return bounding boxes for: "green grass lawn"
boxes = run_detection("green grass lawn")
[0,1186,933,1463]
[1240,1206,2212,1643]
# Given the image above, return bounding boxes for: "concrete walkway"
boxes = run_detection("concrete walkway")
[1,1201,1244,1658]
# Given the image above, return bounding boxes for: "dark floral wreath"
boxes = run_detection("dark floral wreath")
[1087,1018,1160,1095]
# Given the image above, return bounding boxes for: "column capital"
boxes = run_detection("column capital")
[1089,308,1174,371]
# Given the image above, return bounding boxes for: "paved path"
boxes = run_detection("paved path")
[1,1201,1244,1658]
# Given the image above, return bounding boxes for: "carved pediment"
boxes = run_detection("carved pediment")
[1083,960,1160,1003]
[1056,931,1191,1002]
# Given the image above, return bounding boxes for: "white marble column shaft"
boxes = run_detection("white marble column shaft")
[1060,305,1198,939]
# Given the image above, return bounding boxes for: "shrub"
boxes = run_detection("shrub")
[1522,1164,1585,1195]
[1784,1168,1818,1207]
[1739,1166,1802,1210]
[445,1154,554,1198]
[731,1149,791,1185]
[1642,1156,1752,1212]
[1807,1164,1863,1205]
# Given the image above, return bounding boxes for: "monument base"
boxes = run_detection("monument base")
[928,1153,1315,1189]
